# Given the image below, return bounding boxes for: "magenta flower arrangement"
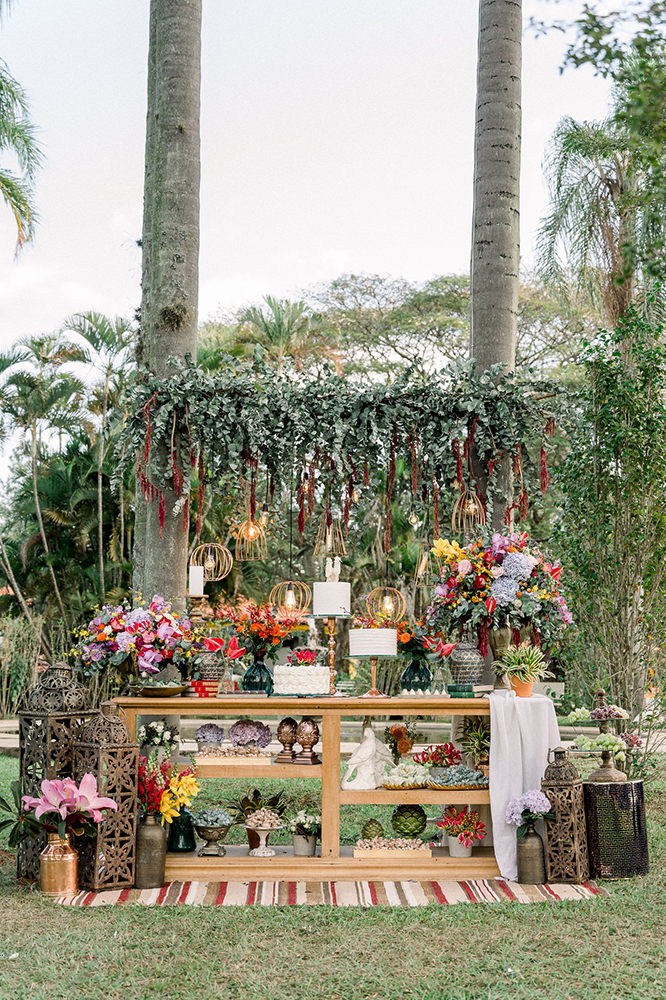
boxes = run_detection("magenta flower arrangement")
[0,774,118,844]
[72,594,206,679]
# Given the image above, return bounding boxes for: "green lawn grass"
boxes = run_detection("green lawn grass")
[1,754,665,1000]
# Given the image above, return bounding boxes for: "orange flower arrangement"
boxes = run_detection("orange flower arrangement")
[216,600,308,659]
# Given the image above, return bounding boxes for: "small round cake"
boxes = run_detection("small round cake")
[349,628,398,658]
[273,664,330,696]
[312,581,351,616]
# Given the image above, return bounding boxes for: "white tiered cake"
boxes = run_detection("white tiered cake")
[312,581,350,616]
[349,628,398,658]
[273,663,330,696]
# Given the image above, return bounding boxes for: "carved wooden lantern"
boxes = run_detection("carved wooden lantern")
[541,746,590,884]
[17,663,95,880]
[74,702,139,892]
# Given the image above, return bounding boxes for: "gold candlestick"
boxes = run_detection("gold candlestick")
[327,616,337,694]
[360,657,387,698]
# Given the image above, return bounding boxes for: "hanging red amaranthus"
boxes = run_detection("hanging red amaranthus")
[363,460,370,487]
[196,453,205,539]
[308,450,318,521]
[478,619,489,658]
[452,439,463,487]
[540,444,549,495]
[512,627,522,646]
[385,424,398,554]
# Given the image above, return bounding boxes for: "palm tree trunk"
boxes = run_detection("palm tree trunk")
[135,0,201,609]
[470,0,522,527]
[30,425,67,622]
[97,375,109,600]
[0,531,33,622]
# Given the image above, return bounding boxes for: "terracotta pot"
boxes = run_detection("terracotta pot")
[510,676,533,698]
[40,832,78,897]
[135,814,167,889]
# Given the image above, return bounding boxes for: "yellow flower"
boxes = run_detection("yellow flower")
[431,537,466,562]
[159,790,179,824]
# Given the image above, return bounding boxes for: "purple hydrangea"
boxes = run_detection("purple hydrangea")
[505,789,552,825]
[501,552,534,581]
[195,723,225,744]
[490,576,520,606]
[228,719,272,748]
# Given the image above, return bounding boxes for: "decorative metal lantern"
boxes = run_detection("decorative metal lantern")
[17,663,96,880]
[452,488,486,533]
[235,517,267,561]
[269,580,312,620]
[541,746,589,883]
[414,542,441,589]
[314,515,347,557]
[189,542,233,582]
[74,702,139,892]
[365,586,406,621]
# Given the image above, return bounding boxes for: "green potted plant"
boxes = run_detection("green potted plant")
[225,787,286,850]
[288,810,321,856]
[455,717,491,773]
[496,642,552,698]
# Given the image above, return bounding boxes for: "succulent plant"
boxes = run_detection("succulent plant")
[361,817,384,840]
[391,804,427,838]
[194,723,225,744]
[192,807,233,827]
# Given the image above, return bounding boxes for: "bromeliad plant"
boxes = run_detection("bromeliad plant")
[505,790,554,838]
[412,743,461,768]
[137,753,200,825]
[497,642,553,684]
[455,717,491,765]
[437,807,486,847]
[0,775,118,846]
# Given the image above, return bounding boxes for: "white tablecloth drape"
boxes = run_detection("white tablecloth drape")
[486,690,561,881]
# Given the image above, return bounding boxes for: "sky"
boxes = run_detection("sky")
[0,0,612,349]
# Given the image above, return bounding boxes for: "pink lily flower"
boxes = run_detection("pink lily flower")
[75,773,118,823]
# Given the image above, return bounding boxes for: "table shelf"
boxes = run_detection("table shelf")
[115,694,498,881]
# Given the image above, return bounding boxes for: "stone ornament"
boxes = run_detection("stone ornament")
[341,727,393,790]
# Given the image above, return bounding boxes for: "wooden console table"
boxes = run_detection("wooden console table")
[114,695,498,881]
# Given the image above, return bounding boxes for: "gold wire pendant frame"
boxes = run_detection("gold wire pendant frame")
[189,542,233,582]
[414,543,442,589]
[269,581,312,621]
[366,586,406,621]
[452,488,486,533]
[314,515,347,557]
[235,518,268,561]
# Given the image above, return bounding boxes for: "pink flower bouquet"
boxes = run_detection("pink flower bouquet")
[0,774,118,846]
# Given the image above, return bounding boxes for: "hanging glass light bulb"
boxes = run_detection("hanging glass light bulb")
[204,552,216,572]
[381,592,395,616]
[352,487,360,504]
[247,521,260,540]
[260,501,269,526]
[408,504,419,526]
[284,583,297,610]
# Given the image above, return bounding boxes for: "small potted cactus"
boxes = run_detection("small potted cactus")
[289,810,321,856]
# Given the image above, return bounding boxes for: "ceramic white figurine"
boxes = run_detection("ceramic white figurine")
[325,556,341,583]
[340,727,394,790]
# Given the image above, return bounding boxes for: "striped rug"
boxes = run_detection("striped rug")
[55,879,606,907]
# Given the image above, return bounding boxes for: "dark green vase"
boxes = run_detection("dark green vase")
[399,658,432,694]
[167,809,197,853]
[242,657,273,696]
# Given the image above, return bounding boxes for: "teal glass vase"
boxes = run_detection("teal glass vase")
[399,658,432,694]
[242,657,274,696]
[166,809,197,853]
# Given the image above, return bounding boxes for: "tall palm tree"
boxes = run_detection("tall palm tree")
[0,334,86,621]
[136,0,202,608]
[62,312,134,600]
[237,296,339,373]
[0,59,42,254]
[536,111,666,326]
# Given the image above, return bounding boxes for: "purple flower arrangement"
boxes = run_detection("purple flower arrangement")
[228,719,272,748]
[505,789,554,838]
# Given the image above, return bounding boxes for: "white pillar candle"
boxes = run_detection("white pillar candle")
[188,565,205,596]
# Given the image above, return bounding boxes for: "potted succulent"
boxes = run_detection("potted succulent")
[191,807,234,857]
[228,718,272,750]
[437,806,486,858]
[289,810,321,856]
[225,787,286,850]
[455,718,491,773]
[496,642,552,698]
[194,723,225,753]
